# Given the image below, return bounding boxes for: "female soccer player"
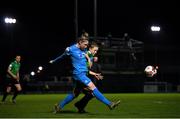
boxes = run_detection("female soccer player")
[50,36,120,113]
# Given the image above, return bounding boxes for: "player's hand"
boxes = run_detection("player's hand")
[95,73,103,80]
[49,60,54,64]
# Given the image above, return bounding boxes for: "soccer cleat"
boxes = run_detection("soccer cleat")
[53,104,61,114]
[74,103,87,113]
[109,100,121,110]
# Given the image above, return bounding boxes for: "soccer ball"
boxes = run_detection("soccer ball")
[144,65,158,77]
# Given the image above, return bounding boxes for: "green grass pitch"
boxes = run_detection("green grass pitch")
[0,93,180,118]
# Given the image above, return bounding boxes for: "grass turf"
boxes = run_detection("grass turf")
[0,93,180,118]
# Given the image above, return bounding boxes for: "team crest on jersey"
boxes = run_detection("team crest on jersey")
[79,52,85,58]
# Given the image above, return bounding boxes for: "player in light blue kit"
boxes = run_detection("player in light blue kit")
[50,36,120,113]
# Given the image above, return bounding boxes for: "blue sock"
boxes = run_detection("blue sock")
[59,93,74,109]
[93,88,111,106]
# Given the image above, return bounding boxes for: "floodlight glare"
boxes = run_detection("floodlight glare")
[151,26,160,32]
[4,17,16,24]
[38,66,43,71]
[30,71,35,76]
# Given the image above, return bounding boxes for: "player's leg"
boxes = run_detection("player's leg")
[54,93,76,114]
[1,79,12,103]
[59,81,82,109]
[75,73,111,106]
[75,73,120,110]
[75,88,94,113]
[54,81,82,113]
[89,81,121,110]
[75,77,100,113]
[1,86,11,103]
[12,83,22,103]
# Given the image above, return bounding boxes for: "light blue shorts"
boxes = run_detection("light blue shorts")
[73,72,92,86]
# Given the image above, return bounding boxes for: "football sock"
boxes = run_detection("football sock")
[92,88,111,106]
[59,93,75,109]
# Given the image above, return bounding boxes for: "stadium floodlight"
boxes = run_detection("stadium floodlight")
[150,25,160,73]
[4,17,16,24]
[38,66,43,71]
[151,26,160,32]
[30,71,35,76]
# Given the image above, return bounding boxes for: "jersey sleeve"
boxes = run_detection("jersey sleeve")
[51,47,70,63]
[65,47,70,55]
[8,62,13,70]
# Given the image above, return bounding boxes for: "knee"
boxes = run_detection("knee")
[17,87,22,92]
[87,82,96,90]
[7,89,11,93]
[6,87,11,93]
[17,89,22,92]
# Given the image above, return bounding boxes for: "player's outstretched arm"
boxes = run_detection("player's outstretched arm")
[49,53,66,64]
[49,47,70,64]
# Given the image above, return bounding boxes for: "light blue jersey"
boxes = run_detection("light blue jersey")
[52,43,88,74]
[65,44,88,74]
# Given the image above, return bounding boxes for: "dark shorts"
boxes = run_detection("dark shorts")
[5,78,20,87]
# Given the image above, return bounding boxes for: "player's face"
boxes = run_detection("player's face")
[79,40,89,50]
[15,56,21,63]
[90,47,98,55]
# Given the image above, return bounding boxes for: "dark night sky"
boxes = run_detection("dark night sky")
[0,0,180,75]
